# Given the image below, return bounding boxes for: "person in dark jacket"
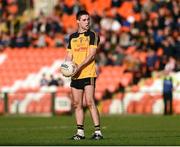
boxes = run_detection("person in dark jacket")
[163,73,173,115]
[48,74,59,86]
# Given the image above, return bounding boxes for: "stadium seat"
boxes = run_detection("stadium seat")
[127,101,136,114]
[26,101,36,113]
[135,102,145,114]
[101,99,111,114]
[95,91,104,101]
[144,99,154,114]
[173,100,180,114]
[113,92,123,100]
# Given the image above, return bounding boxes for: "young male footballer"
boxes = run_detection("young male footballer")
[64,10,103,140]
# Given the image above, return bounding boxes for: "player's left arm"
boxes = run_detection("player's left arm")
[65,51,73,61]
[78,47,97,70]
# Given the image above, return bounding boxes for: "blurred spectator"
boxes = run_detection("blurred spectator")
[146,50,158,77]
[6,14,20,35]
[36,33,47,48]
[54,33,64,47]
[119,32,131,47]
[0,2,2,16]
[163,72,173,115]
[57,77,64,86]
[113,45,125,65]
[158,55,168,71]
[15,30,28,47]
[0,19,8,33]
[48,74,59,86]
[72,0,82,14]
[164,56,176,73]
[40,73,64,87]
[0,32,11,49]
[40,73,49,87]
[111,0,122,8]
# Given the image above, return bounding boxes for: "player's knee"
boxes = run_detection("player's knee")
[72,101,81,109]
[86,100,95,109]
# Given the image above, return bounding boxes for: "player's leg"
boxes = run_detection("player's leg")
[84,84,103,140]
[71,87,85,140]
[84,85,99,125]
[169,93,173,115]
[163,94,167,115]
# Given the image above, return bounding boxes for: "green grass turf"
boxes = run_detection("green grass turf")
[0,114,180,145]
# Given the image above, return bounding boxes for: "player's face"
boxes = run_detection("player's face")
[77,15,90,31]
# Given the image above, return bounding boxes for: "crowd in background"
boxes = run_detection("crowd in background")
[0,0,179,87]
[40,73,64,87]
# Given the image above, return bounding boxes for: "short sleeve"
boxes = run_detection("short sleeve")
[89,31,100,49]
[67,34,72,53]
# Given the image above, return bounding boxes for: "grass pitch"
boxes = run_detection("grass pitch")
[0,114,180,145]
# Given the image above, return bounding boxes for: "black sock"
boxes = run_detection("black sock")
[94,125,100,131]
[77,124,84,130]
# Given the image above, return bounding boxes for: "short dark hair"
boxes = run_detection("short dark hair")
[76,10,89,20]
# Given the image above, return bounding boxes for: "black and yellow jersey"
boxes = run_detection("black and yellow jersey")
[67,30,100,79]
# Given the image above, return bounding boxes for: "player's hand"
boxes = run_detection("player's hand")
[71,63,81,77]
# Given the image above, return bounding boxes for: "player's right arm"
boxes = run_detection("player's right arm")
[65,34,73,61]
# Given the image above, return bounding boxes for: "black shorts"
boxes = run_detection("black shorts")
[70,77,96,90]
